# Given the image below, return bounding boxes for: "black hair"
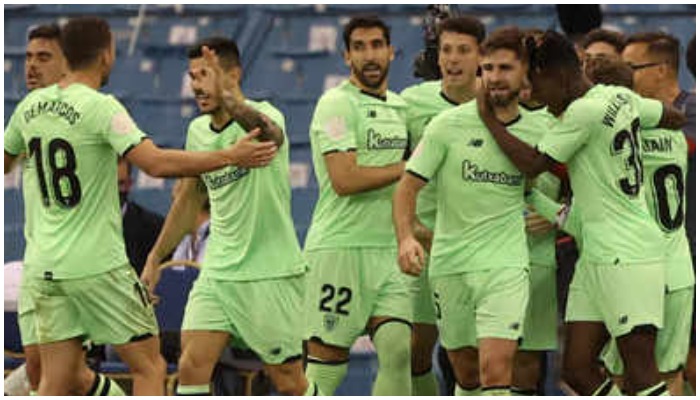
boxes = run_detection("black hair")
[28,23,61,42]
[60,17,112,71]
[343,15,391,50]
[438,16,486,44]
[528,30,581,75]
[187,36,241,69]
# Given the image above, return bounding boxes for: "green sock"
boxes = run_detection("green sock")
[635,382,669,396]
[591,378,623,396]
[176,384,210,395]
[85,373,125,396]
[305,359,348,396]
[371,321,412,395]
[412,370,439,395]
[481,386,511,396]
[455,384,481,396]
[29,390,38,396]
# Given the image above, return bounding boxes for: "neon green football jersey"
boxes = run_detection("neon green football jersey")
[401,80,458,231]
[305,80,409,250]
[640,127,694,289]
[524,106,561,267]
[185,100,306,281]
[537,84,665,264]
[4,83,146,279]
[406,101,547,277]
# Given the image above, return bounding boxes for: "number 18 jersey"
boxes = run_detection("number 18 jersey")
[537,84,664,264]
[4,83,146,280]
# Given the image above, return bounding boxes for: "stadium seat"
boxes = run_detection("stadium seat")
[273,94,316,145]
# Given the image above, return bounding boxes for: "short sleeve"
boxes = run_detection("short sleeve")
[100,95,147,156]
[406,121,447,182]
[312,93,358,154]
[537,101,592,163]
[4,110,25,156]
[632,92,663,129]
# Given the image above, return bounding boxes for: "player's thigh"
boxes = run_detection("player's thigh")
[474,267,529,342]
[304,249,375,348]
[114,334,164,373]
[587,261,665,338]
[179,330,231,367]
[430,272,477,350]
[38,338,85,389]
[63,266,159,345]
[224,275,306,365]
[521,264,558,351]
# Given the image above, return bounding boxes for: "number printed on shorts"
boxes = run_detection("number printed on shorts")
[433,292,442,320]
[319,284,352,316]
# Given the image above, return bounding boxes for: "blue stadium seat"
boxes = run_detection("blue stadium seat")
[130,188,173,217]
[291,187,318,231]
[273,95,316,145]
[130,97,194,148]
[4,227,25,263]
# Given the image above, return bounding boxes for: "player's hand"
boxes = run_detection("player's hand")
[225,128,278,168]
[398,236,426,277]
[525,208,555,235]
[201,45,240,111]
[413,220,434,253]
[141,253,162,304]
[476,78,497,124]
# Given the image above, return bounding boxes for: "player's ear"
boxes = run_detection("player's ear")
[388,45,395,62]
[231,66,242,85]
[343,49,351,68]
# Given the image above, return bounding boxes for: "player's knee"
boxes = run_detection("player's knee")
[374,321,412,369]
[411,329,437,373]
[131,353,166,379]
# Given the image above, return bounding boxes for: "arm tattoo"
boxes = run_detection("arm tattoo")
[227,100,285,146]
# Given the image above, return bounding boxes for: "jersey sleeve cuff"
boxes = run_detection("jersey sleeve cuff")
[321,147,357,156]
[121,136,149,157]
[407,169,429,183]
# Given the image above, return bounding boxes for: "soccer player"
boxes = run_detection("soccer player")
[580,28,626,66]
[4,17,276,396]
[141,37,319,396]
[579,57,695,396]
[623,32,696,395]
[303,16,412,395]
[13,23,125,396]
[477,30,686,396]
[394,27,547,396]
[400,15,485,396]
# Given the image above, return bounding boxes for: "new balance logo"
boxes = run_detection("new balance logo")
[468,138,484,147]
[618,315,628,325]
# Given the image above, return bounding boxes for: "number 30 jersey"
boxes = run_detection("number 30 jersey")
[537,84,664,265]
[4,83,146,280]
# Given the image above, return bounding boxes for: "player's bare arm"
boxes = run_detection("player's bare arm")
[125,128,276,178]
[202,46,285,147]
[141,177,208,294]
[324,151,405,196]
[4,151,18,174]
[392,172,427,276]
[476,85,554,178]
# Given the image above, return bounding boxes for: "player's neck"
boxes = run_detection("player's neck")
[560,77,593,115]
[210,108,233,130]
[349,76,387,98]
[494,101,520,124]
[58,70,102,90]
[442,81,477,104]
[653,80,681,104]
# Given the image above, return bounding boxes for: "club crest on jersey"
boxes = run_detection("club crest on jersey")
[366,128,407,150]
[462,160,522,186]
[323,314,338,331]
